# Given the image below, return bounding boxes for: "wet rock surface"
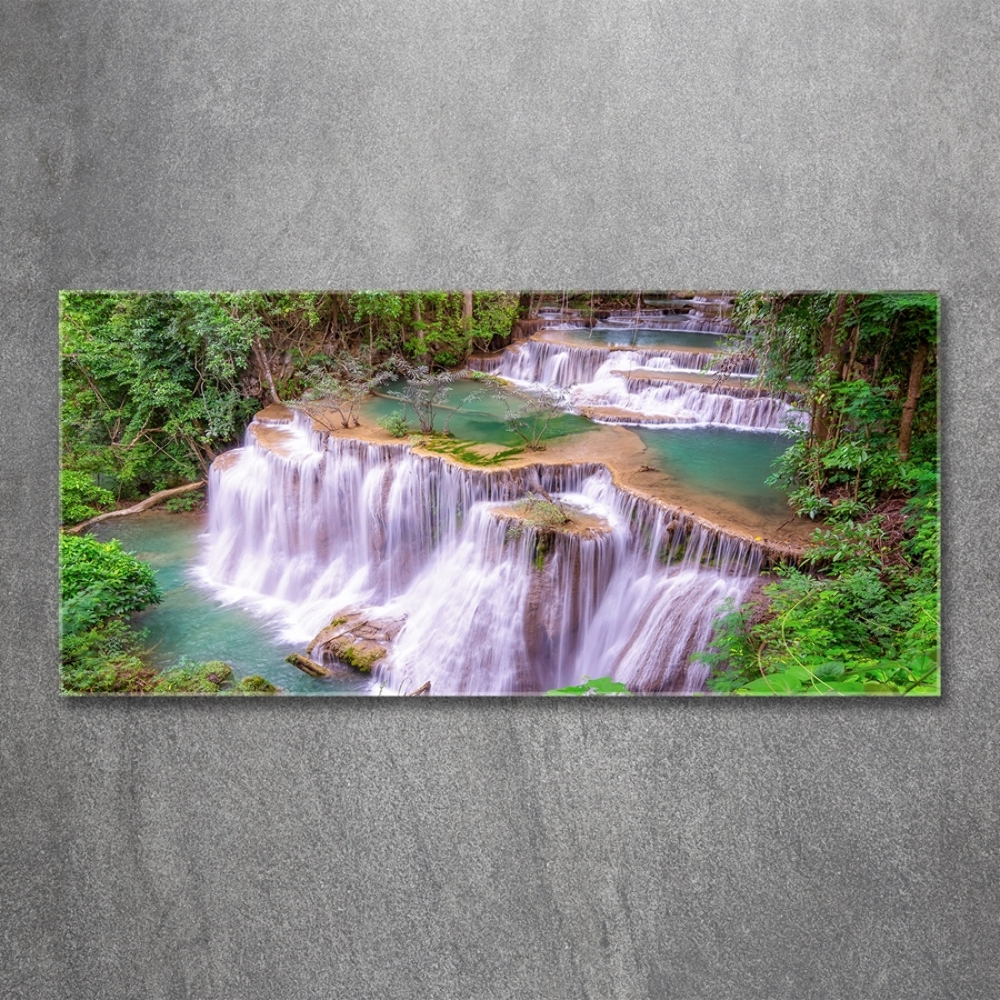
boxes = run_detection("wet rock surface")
[307,609,408,673]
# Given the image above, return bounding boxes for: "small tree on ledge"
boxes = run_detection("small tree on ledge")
[294,357,395,430]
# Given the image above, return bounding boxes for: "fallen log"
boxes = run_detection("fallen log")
[64,480,206,534]
[407,681,431,697]
[285,653,331,678]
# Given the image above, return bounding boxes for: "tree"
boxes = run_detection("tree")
[696,291,941,695]
[60,292,262,493]
[294,357,396,430]
[386,363,464,434]
[729,291,939,520]
[493,384,564,450]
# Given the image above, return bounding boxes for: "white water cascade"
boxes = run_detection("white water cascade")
[595,310,733,335]
[570,377,805,431]
[473,339,755,386]
[201,411,763,695]
[469,338,804,432]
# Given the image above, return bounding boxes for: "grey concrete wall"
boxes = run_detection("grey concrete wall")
[2,3,997,997]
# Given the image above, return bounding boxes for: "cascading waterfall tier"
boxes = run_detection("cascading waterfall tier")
[595,310,734,335]
[467,338,805,431]
[201,411,765,695]
[468,338,756,386]
[532,295,736,334]
[572,376,805,432]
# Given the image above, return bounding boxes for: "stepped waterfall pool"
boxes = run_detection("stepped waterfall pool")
[96,327,808,695]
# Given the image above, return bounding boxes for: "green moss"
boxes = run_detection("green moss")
[533,534,550,572]
[419,434,524,467]
[329,616,348,628]
[231,674,279,695]
[510,496,571,530]
[337,644,385,673]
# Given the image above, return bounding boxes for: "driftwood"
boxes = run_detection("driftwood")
[285,653,331,678]
[65,480,206,534]
[407,681,431,697]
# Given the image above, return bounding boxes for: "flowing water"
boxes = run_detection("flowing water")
[92,512,359,694]
[469,338,802,432]
[102,327,802,696]
[200,411,764,695]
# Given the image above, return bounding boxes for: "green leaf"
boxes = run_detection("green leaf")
[740,674,804,695]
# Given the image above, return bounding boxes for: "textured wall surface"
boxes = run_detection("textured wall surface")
[3,3,998,997]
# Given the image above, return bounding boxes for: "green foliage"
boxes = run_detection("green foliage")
[60,534,161,620]
[60,291,262,495]
[377,410,410,438]
[697,462,940,696]
[699,291,940,695]
[162,489,204,512]
[60,470,115,525]
[59,533,164,694]
[59,617,157,694]
[152,659,233,694]
[731,291,939,520]
[546,676,632,696]
[349,291,518,366]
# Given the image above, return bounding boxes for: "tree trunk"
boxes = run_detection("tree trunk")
[253,336,280,403]
[285,653,331,678]
[813,293,851,442]
[414,298,427,364]
[462,290,473,328]
[898,341,929,462]
[819,293,850,359]
[65,480,206,534]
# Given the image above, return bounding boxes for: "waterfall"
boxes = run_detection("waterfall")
[571,377,805,432]
[595,312,734,335]
[472,338,757,386]
[201,411,762,695]
[467,339,801,431]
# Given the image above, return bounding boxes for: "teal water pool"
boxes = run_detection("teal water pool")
[366,378,593,447]
[635,426,793,522]
[556,328,726,351]
[92,512,362,695]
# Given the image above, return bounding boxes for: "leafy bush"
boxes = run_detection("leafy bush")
[60,470,115,525]
[377,410,410,438]
[60,618,157,694]
[697,468,940,697]
[152,659,233,694]
[60,534,161,620]
[59,534,164,694]
[163,489,204,512]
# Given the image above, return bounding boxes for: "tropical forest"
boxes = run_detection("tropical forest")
[59,289,940,696]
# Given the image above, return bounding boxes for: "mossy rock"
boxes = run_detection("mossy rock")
[336,644,385,673]
[491,497,611,542]
[307,608,406,674]
[232,674,279,694]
